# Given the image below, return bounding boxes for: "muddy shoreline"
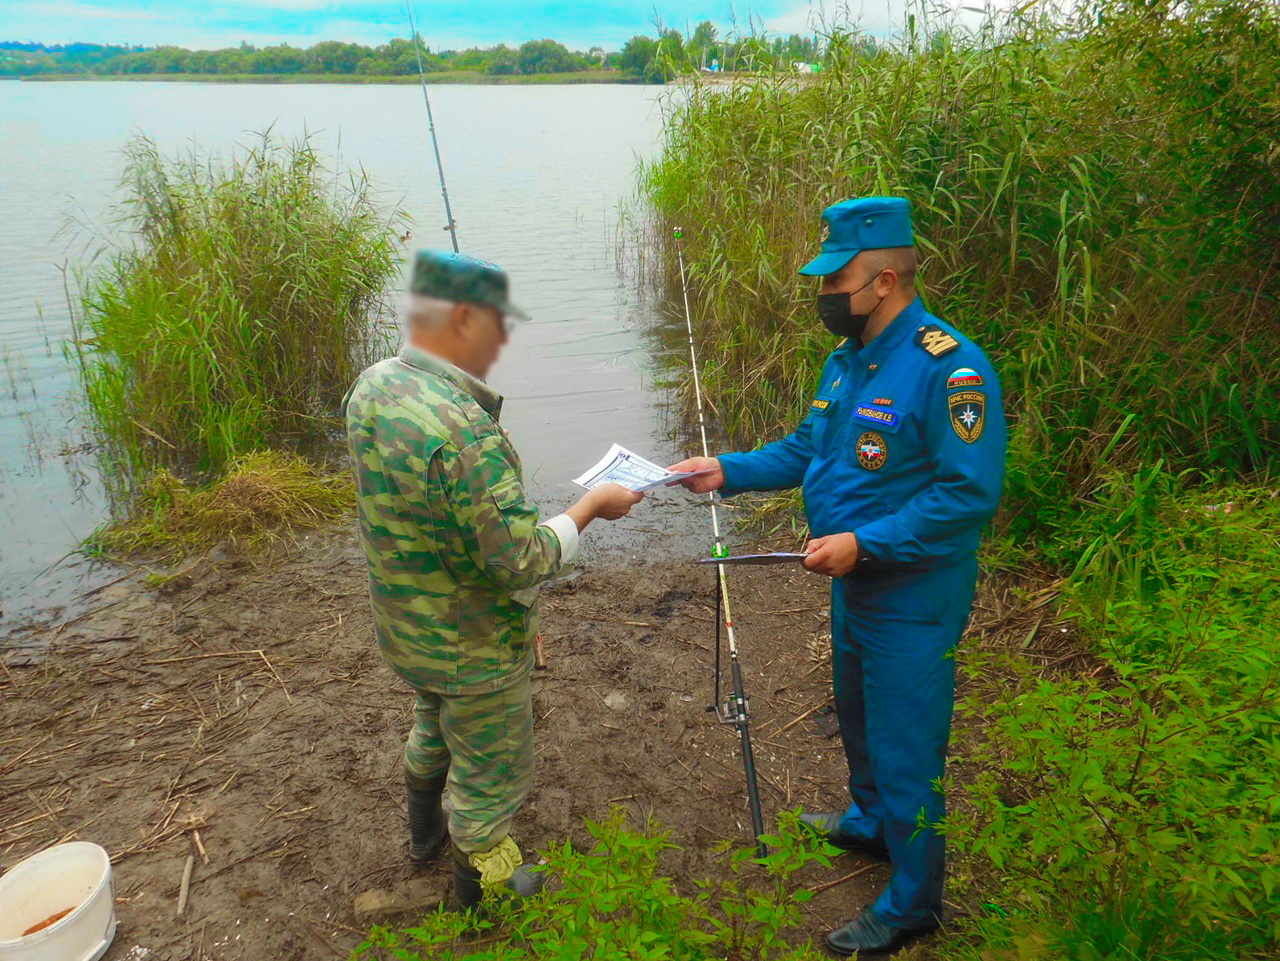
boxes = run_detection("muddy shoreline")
[2,519,910,959]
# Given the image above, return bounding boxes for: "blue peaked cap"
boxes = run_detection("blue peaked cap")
[798,196,915,276]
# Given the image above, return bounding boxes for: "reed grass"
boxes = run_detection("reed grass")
[644,0,1280,537]
[643,3,1280,957]
[71,133,404,498]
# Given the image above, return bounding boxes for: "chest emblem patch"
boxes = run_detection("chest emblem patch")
[947,367,983,389]
[855,431,888,470]
[948,390,986,443]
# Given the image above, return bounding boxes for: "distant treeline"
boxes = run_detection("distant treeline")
[0,26,824,83]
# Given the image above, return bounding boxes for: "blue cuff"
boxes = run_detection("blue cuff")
[717,451,751,497]
[853,517,896,565]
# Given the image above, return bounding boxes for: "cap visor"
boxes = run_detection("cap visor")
[798,248,859,277]
[501,300,532,322]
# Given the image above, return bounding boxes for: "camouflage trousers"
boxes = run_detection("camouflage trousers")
[403,676,533,855]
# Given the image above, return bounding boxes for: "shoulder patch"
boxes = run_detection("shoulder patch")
[948,391,986,443]
[947,367,984,389]
[915,324,960,358]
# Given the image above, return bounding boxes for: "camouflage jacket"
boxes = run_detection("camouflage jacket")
[344,346,571,694]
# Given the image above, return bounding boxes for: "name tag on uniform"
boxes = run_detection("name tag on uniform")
[853,404,900,429]
[811,398,831,412]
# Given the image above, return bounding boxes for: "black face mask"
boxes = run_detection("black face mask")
[817,273,883,340]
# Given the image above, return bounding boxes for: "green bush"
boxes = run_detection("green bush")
[354,809,832,961]
[947,487,1280,959]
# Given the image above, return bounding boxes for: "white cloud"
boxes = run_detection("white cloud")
[0,0,1022,50]
[216,0,389,9]
[5,1,162,23]
[759,0,1020,38]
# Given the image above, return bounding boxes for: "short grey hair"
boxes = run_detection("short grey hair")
[403,294,457,331]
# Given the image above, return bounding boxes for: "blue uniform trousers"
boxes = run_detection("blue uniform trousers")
[830,555,977,928]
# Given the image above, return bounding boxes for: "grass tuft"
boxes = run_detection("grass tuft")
[87,449,353,561]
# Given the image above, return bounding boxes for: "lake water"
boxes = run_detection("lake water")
[0,80,694,627]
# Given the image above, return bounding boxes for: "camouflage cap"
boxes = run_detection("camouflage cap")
[410,250,531,321]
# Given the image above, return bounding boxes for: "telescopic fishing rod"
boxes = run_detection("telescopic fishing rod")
[673,226,768,859]
[405,1,459,252]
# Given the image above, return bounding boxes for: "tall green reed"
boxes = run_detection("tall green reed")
[71,133,404,499]
[643,8,1280,954]
[644,0,1280,536]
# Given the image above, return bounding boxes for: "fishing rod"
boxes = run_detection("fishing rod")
[673,226,768,859]
[405,1,459,252]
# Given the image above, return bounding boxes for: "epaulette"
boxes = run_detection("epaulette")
[914,324,960,358]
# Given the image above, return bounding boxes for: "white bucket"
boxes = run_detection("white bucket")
[0,842,116,961]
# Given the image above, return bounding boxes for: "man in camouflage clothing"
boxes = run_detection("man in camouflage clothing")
[345,250,642,907]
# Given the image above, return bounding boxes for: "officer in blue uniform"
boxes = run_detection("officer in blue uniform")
[671,196,1006,955]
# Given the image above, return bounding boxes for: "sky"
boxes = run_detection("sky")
[0,0,996,51]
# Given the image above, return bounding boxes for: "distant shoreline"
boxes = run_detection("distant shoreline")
[19,70,646,86]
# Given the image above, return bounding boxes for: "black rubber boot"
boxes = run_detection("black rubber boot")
[406,774,448,866]
[799,811,891,861]
[825,908,938,957]
[450,842,545,912]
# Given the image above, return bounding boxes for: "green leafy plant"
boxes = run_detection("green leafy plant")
[947,489,1280,959]
[353,808,833,961]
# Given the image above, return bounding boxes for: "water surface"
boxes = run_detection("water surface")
[0,80,693,626]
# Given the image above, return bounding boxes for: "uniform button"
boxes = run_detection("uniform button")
[868,364,878,371]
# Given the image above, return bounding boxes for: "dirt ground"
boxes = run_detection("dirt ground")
[0,521,1000,960]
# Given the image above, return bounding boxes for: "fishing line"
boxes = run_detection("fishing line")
[405,1,459,252]
[673,226,768,859]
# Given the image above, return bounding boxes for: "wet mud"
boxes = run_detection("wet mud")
[0,523,924,960]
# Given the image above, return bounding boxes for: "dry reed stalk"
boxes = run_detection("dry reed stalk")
[774,696,833,736]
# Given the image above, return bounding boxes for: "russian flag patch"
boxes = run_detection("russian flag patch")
[947,367,983,389]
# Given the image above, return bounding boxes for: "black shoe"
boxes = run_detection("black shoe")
[825,909,937,957]
[406,774,448,866]
[450,843,546,911]
[799,812,890,861]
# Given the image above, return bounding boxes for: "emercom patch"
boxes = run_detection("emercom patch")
[948,390,985,443]
[855,430,888,470]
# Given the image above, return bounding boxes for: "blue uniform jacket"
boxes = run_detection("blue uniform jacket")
[719,298,1006,567]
